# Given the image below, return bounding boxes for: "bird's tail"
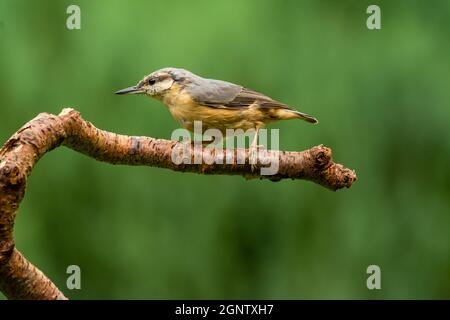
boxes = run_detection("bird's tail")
[276,109,319,124]
[292,110,319,124]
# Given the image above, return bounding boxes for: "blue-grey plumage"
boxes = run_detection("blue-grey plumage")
[115,67,318,135]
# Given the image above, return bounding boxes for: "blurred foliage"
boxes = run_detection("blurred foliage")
[1,0,450,299]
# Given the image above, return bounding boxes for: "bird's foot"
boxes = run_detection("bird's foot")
[179,139,214,149]
[249,145,265,172]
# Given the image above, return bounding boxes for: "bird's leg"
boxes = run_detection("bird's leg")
[249,127,260,171]
[182,135,213,148]
[202,136,218,146]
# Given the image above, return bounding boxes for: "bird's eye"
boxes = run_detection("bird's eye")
[148,79,156,86]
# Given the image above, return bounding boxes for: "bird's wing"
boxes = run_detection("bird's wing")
[187,79,294,110]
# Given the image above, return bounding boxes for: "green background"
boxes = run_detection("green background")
[1,0,449,299]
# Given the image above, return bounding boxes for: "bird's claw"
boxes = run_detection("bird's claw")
[249,145,265,172]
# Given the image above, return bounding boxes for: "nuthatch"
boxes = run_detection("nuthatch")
[115,67,318,150]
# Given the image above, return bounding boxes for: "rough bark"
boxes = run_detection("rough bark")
[0,108,357,299]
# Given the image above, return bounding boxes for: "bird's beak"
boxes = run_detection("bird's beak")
[115,86,144,95]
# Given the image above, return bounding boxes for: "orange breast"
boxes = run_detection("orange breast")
[160,84,266,133]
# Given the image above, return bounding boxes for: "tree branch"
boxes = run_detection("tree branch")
[0,108,356,299]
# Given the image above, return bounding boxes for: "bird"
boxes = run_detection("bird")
[115,67,318,153]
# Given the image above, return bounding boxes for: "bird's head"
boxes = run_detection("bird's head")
[115,67,196,99]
